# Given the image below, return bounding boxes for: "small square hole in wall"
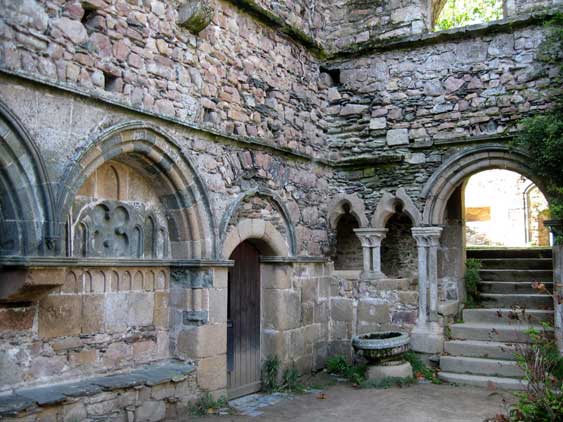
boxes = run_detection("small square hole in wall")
[103,72,119,92]
[320,66,341,86]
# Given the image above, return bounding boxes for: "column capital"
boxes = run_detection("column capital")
[353,228,388,246]
[411,226,442,246]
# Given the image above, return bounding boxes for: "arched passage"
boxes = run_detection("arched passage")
[55,122,216,259]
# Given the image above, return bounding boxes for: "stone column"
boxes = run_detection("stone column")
[426,228,443,322]
[410,226,444,354]
[353,228,388,280]
[411,229,428,325]
[545,220,563,354]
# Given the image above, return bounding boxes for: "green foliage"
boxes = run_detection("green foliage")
[435,0,503,31]
[281,365,306,393]
[507,324,563,421]
[359,376,415,389]
[189,392,229,416]
[464,259,481,308]
[404,351,442,384]
[325,355,366,384]
[262,355,281,393]
[512,14,563,225]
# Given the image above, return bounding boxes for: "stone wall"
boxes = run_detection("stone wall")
[0,0,326,156]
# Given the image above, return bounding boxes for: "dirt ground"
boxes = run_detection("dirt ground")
[197,382,514,422]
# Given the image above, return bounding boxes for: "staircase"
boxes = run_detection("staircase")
[439,248,554,390]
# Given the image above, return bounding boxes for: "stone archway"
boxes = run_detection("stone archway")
[55,121,216,260]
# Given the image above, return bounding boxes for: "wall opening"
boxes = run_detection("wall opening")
[433,0,504,31]
[333,204,362,270]
[464,169,549,247]
[381,205,417,279]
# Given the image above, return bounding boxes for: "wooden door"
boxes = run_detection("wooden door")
[227,241,261,398]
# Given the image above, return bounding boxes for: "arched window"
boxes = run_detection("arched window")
[434,0,503,31]
[334,204,362,271]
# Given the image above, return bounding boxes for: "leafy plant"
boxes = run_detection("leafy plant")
[404,351,441,384]
[281,364,306,393]
[262,355,281,393]
[325,355,366,385]
[464,258,481,308]
[435,0,503,31]
[188,392,229,416]
[508,323,563,421]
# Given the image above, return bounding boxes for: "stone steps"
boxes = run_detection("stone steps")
[463,308,553,325]
[438,373,527,391]
[480,293,553,309]
[440,356,524,378]
[478,258,553,270]
[479,269,552,282]
[479,281,553,294]
[449,322,550,343]
[440,248,554,391]
[467,248,552,259]
[444,339,517,360]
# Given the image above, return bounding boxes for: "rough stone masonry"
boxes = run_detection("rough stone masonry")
[0,0,561,420]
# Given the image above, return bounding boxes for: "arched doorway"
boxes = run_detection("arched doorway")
[227,241,262,398]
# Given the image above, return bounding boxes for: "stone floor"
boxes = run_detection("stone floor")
[198,383,513,422]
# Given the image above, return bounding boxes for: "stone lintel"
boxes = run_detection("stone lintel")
[0,268,65,303]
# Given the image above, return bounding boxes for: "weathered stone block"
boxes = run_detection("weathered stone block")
[398,291,418,305]
[357,300,390,324]
[38,295,82,338]
[153,291,169,328]
[261,264,292,289]
[330,298,353,322]
[136,400,166,422]
[0,306,34,331]
[208,288,227,323]
[262,329,288,361]
[369,117,387,130]
[128,292,154,327]
[198,355,227,391]
[386,128,409,146]
[105,293,128,332]
[300,278,317,303]
[177,0,214,34]
[263,290,301,330]
[213,268,228,289]
[82,294,104,334]
[177,323,226,358]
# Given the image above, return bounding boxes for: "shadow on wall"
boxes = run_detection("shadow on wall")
[334,204,362,270]
[381,206,418,280]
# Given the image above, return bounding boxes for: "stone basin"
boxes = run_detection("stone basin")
[352,331,410,364]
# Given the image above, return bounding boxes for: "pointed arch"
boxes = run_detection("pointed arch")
[0,99,55,256]
[372,188,422,228]
[327,193,369,229]
[55,121,216,259]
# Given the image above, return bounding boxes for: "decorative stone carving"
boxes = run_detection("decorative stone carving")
[353,228,388,279]
[73,200,168,259]
[177,0,214,34]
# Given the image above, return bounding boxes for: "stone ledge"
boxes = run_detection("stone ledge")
[0,360,195,417]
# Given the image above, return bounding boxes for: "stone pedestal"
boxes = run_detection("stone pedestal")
[410,321,444,354]
[367,361,413,381]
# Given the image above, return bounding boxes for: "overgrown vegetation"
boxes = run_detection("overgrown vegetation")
[464,258,481,308]
[435,0,503,31]
[512,13,563,226]
[325,355,367,385]
[189,392,229,416]
[261,356,306,393]
[492,323,563,421]
[403,351,442,384]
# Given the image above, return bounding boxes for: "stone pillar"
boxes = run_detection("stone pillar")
[412,230,428,325]
[411,226,444,354]
[353,228,388,280]
[545,220,563,354]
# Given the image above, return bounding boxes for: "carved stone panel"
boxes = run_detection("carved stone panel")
[73,200,168,259]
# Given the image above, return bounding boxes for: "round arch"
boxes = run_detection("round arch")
[0,99,56,256]
[421,144,549,226]
[222,219,289,258]
[219,187,297,258]
[55,121,216,259]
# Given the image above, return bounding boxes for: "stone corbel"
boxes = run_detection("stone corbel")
[177,0,214,34]
[353,228,388,280]
[0,268,66,303]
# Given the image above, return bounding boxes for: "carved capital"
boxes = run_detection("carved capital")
[353,228,388,247]
[411,226,442,247]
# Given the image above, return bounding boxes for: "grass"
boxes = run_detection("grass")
[404,351,442,384]
[188,392,229,416]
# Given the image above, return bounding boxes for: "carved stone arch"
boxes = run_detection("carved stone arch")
[219,187,297,258]
[0,99,56,256]
[222,219,289,258]
[372,188,422,228]
[421,144,548,226]
[327,193,369,229]
[55,121,216,259]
